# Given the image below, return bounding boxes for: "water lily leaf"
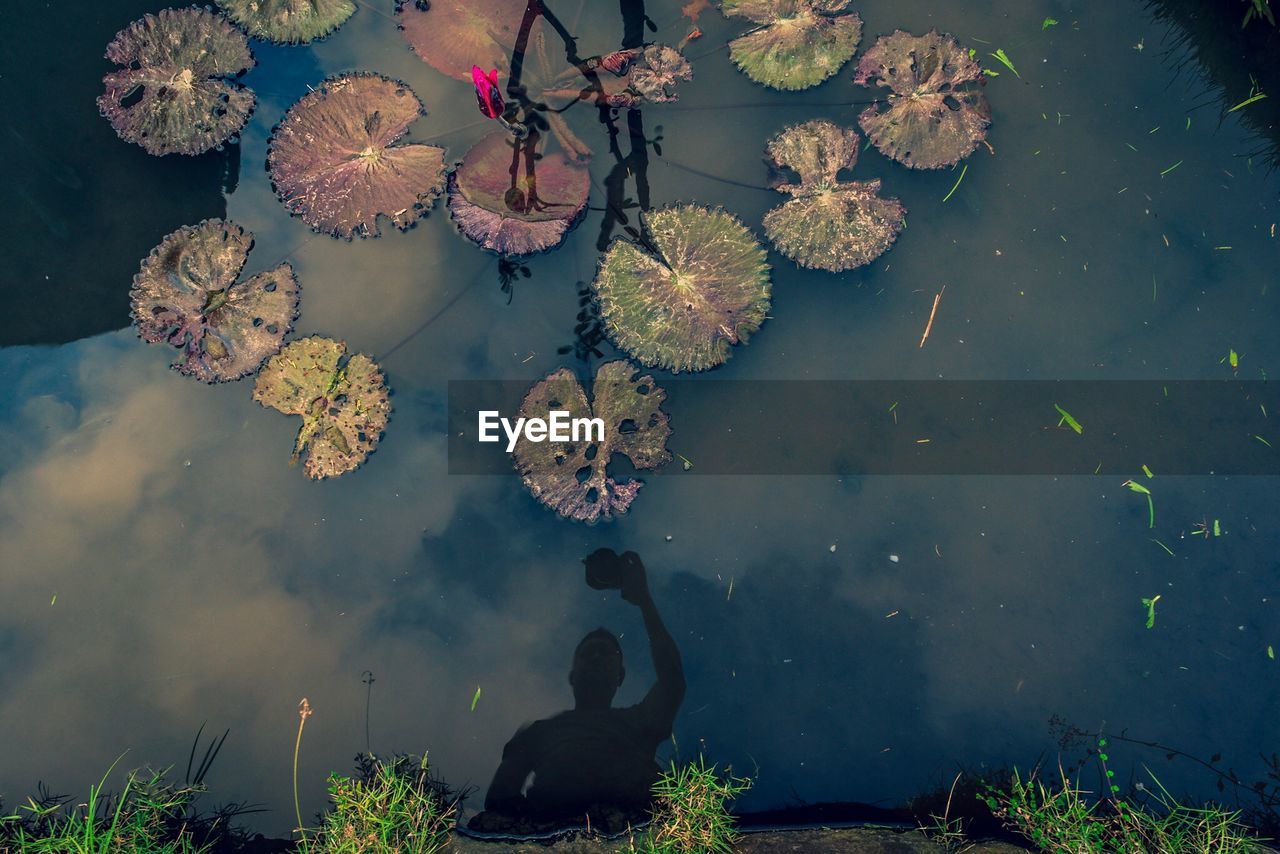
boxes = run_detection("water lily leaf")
[253,336,391,480]
[512,361,671,523]
[853,29,991,169]
[216,0,355,44]
[722,0,862,91]
[396,0,531,82]
[594,205,771,373]
[447,131,589,256]
[548,45,692,107]
[132,220,300,382]
[97,8,256,156]
[762,120,905,271]
[267,74,447,238]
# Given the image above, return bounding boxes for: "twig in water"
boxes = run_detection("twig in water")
[919,285,947,348]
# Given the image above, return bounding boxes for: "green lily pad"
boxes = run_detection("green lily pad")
[853,29,991,169]
[253,336,391,480]
[594,205,771,373]
[722,0,862,91]
[216,0,356,44]
[97,7,256,156]
[132,220,300,382]
[512,361,671,523]
[762,120,905,271]
[267,74,447,238]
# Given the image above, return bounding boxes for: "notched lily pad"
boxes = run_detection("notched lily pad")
[584,45,692,107]
[132,220,299,382]
[97,7,256,156]
[722,0,862,91]
[762,120,905,271]
[853,29,991,169]
[396,0,530,81]
[253,336,391,480]
[216,0,356,44]
[594,205,771,373]
[447,132,589,256]
[512,361,671,523]
[268,74,447,238]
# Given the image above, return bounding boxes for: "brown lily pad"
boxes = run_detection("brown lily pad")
[721,0,862,91]
[216,0,356,44]
[447,131,590,256]
[545,44,693,107]
[853,29,991,169]
[97,7,256,156]
[762,120,906,271]
[268,74,447,239]
[512,360,671,523]
[253,336,391,480]
[396,0,530,82]
[594,205,771,373]
[131,220,299,382]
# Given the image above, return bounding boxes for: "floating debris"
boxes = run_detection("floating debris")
[721,0,863,91]
[447,132,589,256]
[511,361,671,523]
[216,0,355,44]
[132,220,299,382]
[853,30,992,169]
[594,206,771,373]
[578,45,693,107]
[97,8,255,156]
[397,0,529,81]
[762,121,906,271]
[268,74,447,238]
[253,336,391,479]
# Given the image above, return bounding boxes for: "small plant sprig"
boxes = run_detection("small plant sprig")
[294,697,313,852]
[643,756,752,854]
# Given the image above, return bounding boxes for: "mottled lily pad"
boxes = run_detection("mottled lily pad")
[762,120,905,271]
[132,220,299,382]
[853,29,991,169]
[447,132,589,256]
[97,7,256,156]
[512,361,671,523]
[216,0,355,44]
[267,74,447,238]
[396,0,530,81]
[253,336,391,480]
[722,0,862,91]
[594,206,771,373]
[589,45,693,106]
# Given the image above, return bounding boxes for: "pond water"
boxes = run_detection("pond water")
[2,0,1279,840]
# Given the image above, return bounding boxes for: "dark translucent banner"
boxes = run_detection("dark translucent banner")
[448,380,1279,475]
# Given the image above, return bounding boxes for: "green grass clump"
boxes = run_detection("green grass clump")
[310,753,458,853]
[985,765,1267,853]
[640,756,751,854]
[0,759,213,853]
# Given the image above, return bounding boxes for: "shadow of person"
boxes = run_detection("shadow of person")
[468,549,685,836]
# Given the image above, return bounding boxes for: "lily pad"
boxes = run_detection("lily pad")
[762,120,905,271]
[447,132,590,256]
[267,74,447,238]
[581,45,693,107]
[722,0,862,91]
[396,0,530,82]
[132,220,300,382]
[512,360,671,523]
[97,7,256,156]
[852,29,991,169]
[253,336,391,480]
[216,0,356,44]
[593,206,771,373]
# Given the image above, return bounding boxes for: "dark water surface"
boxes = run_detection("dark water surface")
[2,0,1279,837]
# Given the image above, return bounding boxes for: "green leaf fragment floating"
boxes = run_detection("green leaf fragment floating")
[942,164,968,203]
[1042,17,1058,30]
[1054,404,1083,434]
[990,48,1019,77]
[1142,464,1154,479]
[1141,594,1161,629]
[1124,480,1155,528]
[471,686,481,712]
[1151,539,1174,556]
[1160,160,1183,177]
